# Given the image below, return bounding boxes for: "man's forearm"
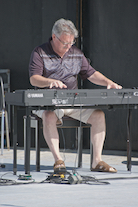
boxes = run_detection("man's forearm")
[88,71,122,89]
[30,74,67,89]
[88,71,113,86]
[30,75,52,88]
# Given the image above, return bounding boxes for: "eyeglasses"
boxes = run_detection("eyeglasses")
[56,35,76,46]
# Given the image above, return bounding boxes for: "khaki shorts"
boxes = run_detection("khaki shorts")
[32,108,96,125]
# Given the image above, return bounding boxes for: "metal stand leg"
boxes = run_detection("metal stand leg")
[13,105,17,175]
[78,127,83,168]
[36,120,40,172]
[127,108,132,171]
[24,107,31,175]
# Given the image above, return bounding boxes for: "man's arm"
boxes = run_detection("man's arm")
[88,71,122,89]
[30,75,67,89]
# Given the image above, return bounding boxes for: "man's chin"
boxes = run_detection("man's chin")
[64,48,70,53]
[60,50,69,57]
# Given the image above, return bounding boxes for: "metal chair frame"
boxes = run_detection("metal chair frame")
[0,76,10,154]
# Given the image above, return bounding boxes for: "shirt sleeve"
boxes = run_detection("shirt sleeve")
[29,47,44,78]
[79,55,96,80]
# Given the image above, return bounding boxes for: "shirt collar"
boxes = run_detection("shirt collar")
[48,37,72,59]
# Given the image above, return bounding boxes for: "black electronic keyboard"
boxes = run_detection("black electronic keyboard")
[5,88,137,174]
[5,88,138,107]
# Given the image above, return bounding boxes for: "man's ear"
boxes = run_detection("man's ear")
[52,34,56,40]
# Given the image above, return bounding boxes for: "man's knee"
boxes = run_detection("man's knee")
[94,109,105,118]
[88,109,105,124]
[42,110,57,123]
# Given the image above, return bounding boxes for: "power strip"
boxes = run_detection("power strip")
[18,174,32,180]
[68,174,83,184]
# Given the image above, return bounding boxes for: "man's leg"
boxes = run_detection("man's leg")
[87,109,105,168]
[87,109,116,172]
[42,110,63,162]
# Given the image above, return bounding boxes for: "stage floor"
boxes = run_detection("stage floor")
[0,148,138,207]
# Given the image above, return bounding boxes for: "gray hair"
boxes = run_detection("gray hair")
[52,18,78,38]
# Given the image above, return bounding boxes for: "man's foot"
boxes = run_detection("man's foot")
[91,161,117,173]
[53,160,66,174]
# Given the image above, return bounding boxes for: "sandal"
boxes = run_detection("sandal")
[91,161,117,173]
[53,160,66,174]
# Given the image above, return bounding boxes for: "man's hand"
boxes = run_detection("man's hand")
[49,80,67,89]
[107,82,122,89]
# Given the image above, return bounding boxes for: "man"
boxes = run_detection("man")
[29,18,122,173]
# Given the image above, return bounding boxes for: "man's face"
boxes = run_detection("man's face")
[52,33,75,57]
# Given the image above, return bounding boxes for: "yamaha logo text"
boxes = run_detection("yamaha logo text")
[27,93,44,98]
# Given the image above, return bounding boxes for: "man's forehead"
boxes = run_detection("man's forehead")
[59,32,74,39]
